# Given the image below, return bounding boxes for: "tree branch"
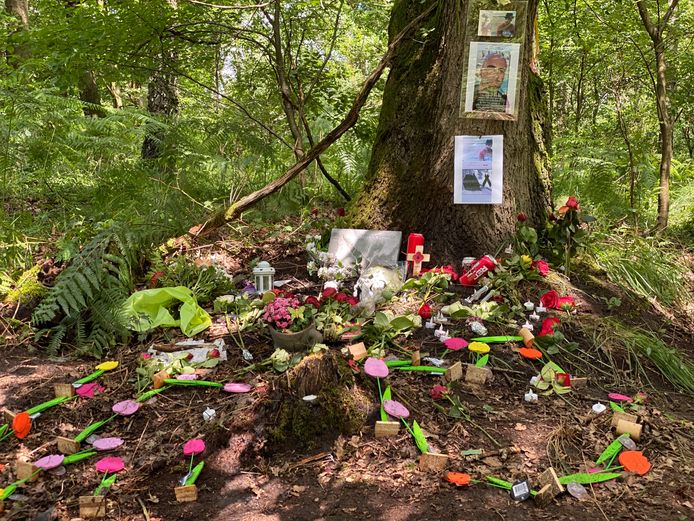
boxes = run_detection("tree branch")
[189,2,438,236]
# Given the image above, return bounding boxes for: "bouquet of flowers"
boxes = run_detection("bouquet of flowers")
[306,288,360,342]
[263,295,316,333]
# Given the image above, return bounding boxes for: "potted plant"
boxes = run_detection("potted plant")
[263,295,322,351]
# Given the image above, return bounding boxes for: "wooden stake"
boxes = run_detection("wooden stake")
[615,419,642,441]
[175,484,198,502]
[418,453,448,473]
[79,496,106,518]
[374,421,400,438]
[518,327,534,348]
[348,342,368,361]
[534,467,564,507]
[57,436,81,455]
[465,364,493,386]
[3,409,16,424]
[610,411,638,429]
[411,350,421,366]
[444,362,463,383]
[16,460,39,482]
[54,383,75,398]
[153,370,171,390]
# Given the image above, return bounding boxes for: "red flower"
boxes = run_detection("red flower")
[540,290,559,309]
[418,303,432,319]
[517,212,527,222]
[209,348,220,358]
[335,292,349,303]
[336,207,346,217]
[557,296,576,310]
[304,296,321,308]
[430,385,447,400]
[532,259,549,277]
[421,265,458,280]
[538,317,561,337]
[346,296,359,306]
[492,294,505,303]
[321,287,337,300]
[149,271,165,288]
[310,208,318,218]
[566,196,579,209]
[140,352,152,360]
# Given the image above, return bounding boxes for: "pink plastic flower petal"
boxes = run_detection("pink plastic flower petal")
[364,358,389,379]
[223,382,252,393]
[92,437,124,451]
[95,456,125,473]
[34,454,65,470]
[383,399,410,419]
[608,393,632,402]
[183,439,206,456]
[76,382,105,398]
[176,374,198,381]
[444,338,469,351]
[112,399,140,416]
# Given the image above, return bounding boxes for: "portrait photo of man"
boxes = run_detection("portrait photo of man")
[462,42,520,119]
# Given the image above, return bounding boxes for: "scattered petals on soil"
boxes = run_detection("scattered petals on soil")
[183,439,206,456]
[519,348,543,360]
[364,357,389,378]
[92,437,124,451]
[95,456,125,473]
[446,472,471,486]
[96,361,119,371]
[608,393,632,402]
[34,454,65,470]
[112,399,140,416]
[223,382,252,393]
[12,412,31,439]
[383,399,409,419]
[76,382,105,398]
[444,338,468,351]
[619,451,651,475]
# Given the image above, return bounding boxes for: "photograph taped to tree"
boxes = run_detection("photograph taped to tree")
[469,0,528,43]
[478,11,517,37]
[454,135,503,205]
[461,42,520,120]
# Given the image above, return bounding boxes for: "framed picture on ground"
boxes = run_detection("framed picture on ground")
[453,135,503,205]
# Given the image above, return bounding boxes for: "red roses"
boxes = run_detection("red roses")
[540,290,575,310]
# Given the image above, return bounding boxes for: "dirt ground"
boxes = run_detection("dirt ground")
[1,225,693,521]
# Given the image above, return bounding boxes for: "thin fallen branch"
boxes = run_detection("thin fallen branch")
[188,2,438,237]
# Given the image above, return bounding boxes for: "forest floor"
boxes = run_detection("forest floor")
[1,221,693,521]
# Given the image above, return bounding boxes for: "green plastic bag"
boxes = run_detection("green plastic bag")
[123,286,211,337]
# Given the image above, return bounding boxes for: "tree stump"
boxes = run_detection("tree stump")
[269,351,372,448]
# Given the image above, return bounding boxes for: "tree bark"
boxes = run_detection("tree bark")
[353,1,551,261]
[637,0,678,231]
[5,0,30,64]
[142,0,179,160]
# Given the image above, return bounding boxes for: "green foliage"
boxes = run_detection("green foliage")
[589,229,687,305]
[149,254,234,305]
[2,265,46,304]
[32,223,162,356]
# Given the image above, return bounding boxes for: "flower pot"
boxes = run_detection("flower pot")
[268,323,323,352]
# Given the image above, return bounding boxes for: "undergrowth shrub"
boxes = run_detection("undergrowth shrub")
[32,223,165,357]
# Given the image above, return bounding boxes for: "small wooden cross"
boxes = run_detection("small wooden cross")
[406,245,430,276]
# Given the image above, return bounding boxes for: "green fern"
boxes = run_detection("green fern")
[32,223,161,356]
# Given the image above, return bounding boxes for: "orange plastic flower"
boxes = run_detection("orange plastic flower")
[519,347,543,360]
[446,472,471,486]
[12,412,31,439]
[619,451,651,476]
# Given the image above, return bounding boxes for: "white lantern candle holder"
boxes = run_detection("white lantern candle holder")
[252,261,275,293]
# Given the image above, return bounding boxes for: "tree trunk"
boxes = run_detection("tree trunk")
[5,0,30,64]
[78,71,106,117]
[637,0,677,232]
[353,1,551,261]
